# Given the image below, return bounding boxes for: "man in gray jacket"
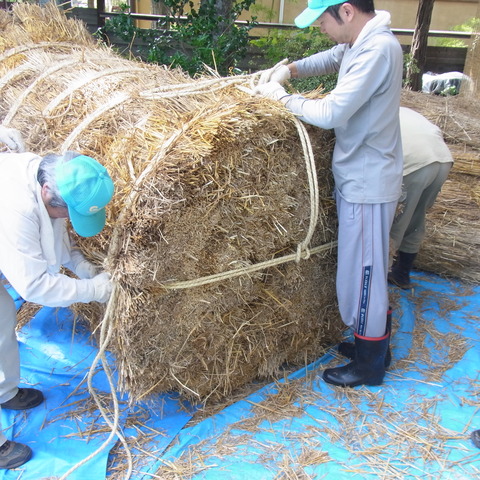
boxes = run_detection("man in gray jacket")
[255,0,403,387]
[0,150,114,469]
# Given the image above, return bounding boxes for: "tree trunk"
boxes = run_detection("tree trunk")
[202,0,234,37]
[406,0,436,91]
[461,0,480,98]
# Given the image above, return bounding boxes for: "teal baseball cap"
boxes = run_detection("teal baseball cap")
[56,155,114,237]
[295,0,343,29]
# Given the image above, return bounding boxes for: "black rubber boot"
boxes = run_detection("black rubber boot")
[472,430,480,449]
[323,333,390,387]
[0,441,32,469]
[388,251,417,289]
[338,308,392,368]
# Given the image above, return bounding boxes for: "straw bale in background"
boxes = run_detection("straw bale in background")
[0,4,342,403]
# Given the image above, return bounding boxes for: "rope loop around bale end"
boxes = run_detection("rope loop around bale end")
[142,81,329,290]
[296,244,312,263]
[160,240,337,290]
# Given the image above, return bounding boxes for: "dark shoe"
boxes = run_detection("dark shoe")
[323,333,389,387]
[338,308,393,368]
[1,388,44,410]
[0,440,32,469]
[472,430,480,449]
[388,251,417,289]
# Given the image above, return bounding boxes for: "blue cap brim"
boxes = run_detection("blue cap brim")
[69,206,106,238]
[295,6,328,28]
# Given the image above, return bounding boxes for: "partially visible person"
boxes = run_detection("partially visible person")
[388,107,454,289]
[0,150,114,469]
[0,125,25,153]
[254,0,404,388]
[472,429,480,449]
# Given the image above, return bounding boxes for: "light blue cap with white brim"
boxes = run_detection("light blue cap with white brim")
[295,0,344,29]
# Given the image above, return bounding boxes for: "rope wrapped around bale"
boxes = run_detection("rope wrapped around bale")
[0,3,343,408]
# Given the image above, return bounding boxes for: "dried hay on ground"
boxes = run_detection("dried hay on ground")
[0,4,342,404]
[400,90,480,283]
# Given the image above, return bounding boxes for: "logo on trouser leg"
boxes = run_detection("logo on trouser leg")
[357,266,372,336]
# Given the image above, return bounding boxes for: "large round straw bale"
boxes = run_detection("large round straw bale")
[400,90,480,283]
[0,4,342,403]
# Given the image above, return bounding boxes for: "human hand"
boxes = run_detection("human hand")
[0,126,26,152]
[257,59,291,85]
[254,82,290,102]
[75,260,99,279]
[91,272,113,303]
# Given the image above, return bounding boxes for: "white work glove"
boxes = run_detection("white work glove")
[259,64,291,86]
[254,82,290,102]
[91,272,113,304]
[258,58,291,85]
[0,126,26,152]
[75,260,99,280]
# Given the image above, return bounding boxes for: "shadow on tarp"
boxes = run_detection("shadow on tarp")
[160,272,480,479]
[0,283,195,480]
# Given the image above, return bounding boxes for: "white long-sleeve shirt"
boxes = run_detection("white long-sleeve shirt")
[0,152,97,307]
[399,107,454,176]
[285,11,404,204]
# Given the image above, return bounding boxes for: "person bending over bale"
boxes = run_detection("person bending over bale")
[254,0,403,388]
[388,107,453,289]
[0,150,114,469]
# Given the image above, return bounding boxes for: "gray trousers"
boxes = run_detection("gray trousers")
[0,283,20,446]
[335,190,397,338]
[390,162,452,254]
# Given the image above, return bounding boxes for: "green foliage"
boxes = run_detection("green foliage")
[251,27,338,93]
[249,3,276,23]
[403,52,420,89]
[403,52,421,90]
[98,0,257,76]
[440,85,459,96]
[99,3,136,39]
[403,52,419,74]
[434,17,480,48]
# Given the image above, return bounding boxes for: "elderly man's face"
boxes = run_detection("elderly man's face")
[47,205,69,219]
[41,184,69,219]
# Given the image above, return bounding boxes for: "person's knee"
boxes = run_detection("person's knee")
[0,286,17,331]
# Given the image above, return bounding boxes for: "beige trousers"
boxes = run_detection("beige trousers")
[0,283,20,446]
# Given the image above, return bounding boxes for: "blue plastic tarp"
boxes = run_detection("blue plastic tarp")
[2,272,479,479]
[160,272,480,479]
[0,282,194,480]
